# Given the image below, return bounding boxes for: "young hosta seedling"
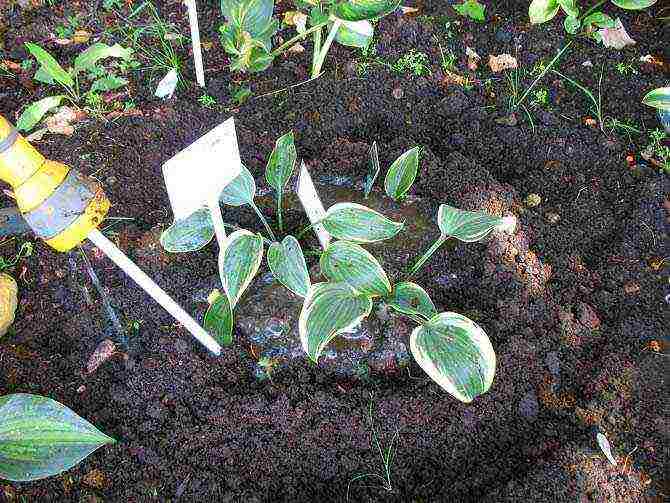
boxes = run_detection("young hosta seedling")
[0,394,114,481]
[384,146,420,201]
[386,281,437,320]
[160,207,215,253]
[204,289,234,346]
[320,240,391,297]
[265,131,297,233]
[321,202,404,243]
[267,235,311,297]
[219,229,265,307]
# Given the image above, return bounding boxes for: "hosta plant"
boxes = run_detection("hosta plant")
[219,0,400,77]
[160,132,516,403]
[642,87,670,134]
[16,42,134,132]
[0,394,114,481]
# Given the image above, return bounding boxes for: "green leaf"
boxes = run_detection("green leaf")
[299,282,373,362]
[642,87,670,111]
[610,0,656,9]
[384,146,420,201]
[267,236,311,297]
[335,19,373,47]
[0,393,114,482]
[320,241,391,297]
[410,312,496,403]
[89,75,128,93]
[34,66,55,85]
[386,281,437,319]
[564,15,581,33]
[557,0,579,17]
[160,208,214,253]
[582,11,615,28]
[203,290,234,346]
[528,0,560,23]
[453,0,486,22]
[265,131,297,192]
[74,43,132,74]
[220,0,279,52]
[25,43,73,89]
[219,229,264,307]
[437,204,505,242]
[15,96,65,132]
[322,202,404,243]
[334,0,400,21]
[364,141,380,198]
[220,164,256,206]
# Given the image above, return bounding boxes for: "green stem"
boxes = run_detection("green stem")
[277,190,284,233]
[312,25,322,72]
[515,40,573,109]
[251,201,277,241]
[407,236,447,278]
[271,22,330,57]
[311,19,342,78]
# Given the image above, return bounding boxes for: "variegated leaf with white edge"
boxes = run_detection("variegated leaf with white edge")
[322,202,404,243]
[220,164,256,206]
[203,289,234,346]
[528,0,560,23]
[267,236,311,297]
[73,42,133,74]
[218,229,264,307]
[334,0,400,21]
[642,87,670,111]
[265,131,297,192]
[320,240,391,297]
[386,281,437,319]
[160,208,215,253]
[364,141,380,198]
[16,95,65,132]
[437,204,514,242]
[610,0,656,9]
[335,19,373,47]
[384,146,420,201]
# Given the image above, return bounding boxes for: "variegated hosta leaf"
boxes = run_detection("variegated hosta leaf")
[386,281,437,319]
[582,11,615,29]
[364,141,380,198]
[322,202,404,243]
[220,0,279,52]
[642,87,670,111]
[299,282,373,362]
[557,0,578,17]
[334,0,401,21]
[265,131,297,192]
[267,236,311,297]
[203,290,234,346]
[320,241,391,297]
[528,0,559,23]
[410,312,496,403]
[384,146,420,201]
[220,164,256,206]
[335,20,373,48]
[160,208,215,253]
[218,230,264,307]
[437,204,506,242]
[610,0,656,9]
[0,394,115,481]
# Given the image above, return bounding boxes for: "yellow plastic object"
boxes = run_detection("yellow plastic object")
[0,115,109,251]
[0,272,18,337]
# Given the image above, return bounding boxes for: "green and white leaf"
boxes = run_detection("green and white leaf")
[334,0,400,21]
[335,19,373,47]
[528,0,560,23]
[218,229,264,307]
[16,95,65,132]
[437,204,505,242]
[220,164,256,206]
[563,15,581,33]
[74,43,132,74]
[267,236,311,297]
[453,0,486,22]
[557,0,579,17]
[364,141,380,198]
[642,87,670,111]
[386,281,437,319]
[25,43,73,89]
[265,131,297,192]
[160,208,214,253]
[220,0,279,52]
[0,393,115,482]
[384,146,420,201]
[410,312,496,403]
[582,11,615,29]
[89,75,128,93]
[610,0,656,9]
[320,241,391,297]
[203,290,234,346]
[299,282,373,362]
[322,202,403,243]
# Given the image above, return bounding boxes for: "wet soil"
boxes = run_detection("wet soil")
[1,0,668,501]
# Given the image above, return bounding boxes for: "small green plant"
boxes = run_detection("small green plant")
[453,0,486,22]
[54,14,80,40]
[230,84,252,106]
[438,43,457,72]
[0,242,33,272]
[642,128,670,173]
[532,87,550,106]
[615,61,635,75]
[16,42,133,131]
[197,94,217,108]
[642,86,670,135]
[0,394,114,481]
[392,50,431,76]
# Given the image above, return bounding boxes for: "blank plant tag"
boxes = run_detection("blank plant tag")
[155,69,178,99]
[596,432,618,466]
[162,117,241,220]
[297,162,330,251]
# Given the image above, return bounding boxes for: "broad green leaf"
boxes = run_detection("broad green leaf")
[203,290,234,346]
[386,281,437,319]
[557,0,579,17]
[219,229,264,307]
[437,204,505,242]
[160,208,214,253]
[410,312,496,403]
[320,241,391,297]
[299,282,373,362]
[0,393,114,482]
[74,43,133,74]
[15,96,65,132]
[335,20,373,47]
[364,141,380,198]
[245,48,275,72]
[610,0,656,9]
[34,66,55,85]
[265,131,297,192]
[220,0,279,52]
[453,0,486,22]
[89,75,128,93]
[322,202,404,243]
[220,164,256,206]
[564,15,581,33]
[267,236,311,297]
[642,87,670,111]
[334,0,400,21]
[384,146,420,201]
[25,43,73,89]
[582,11,615,29]
[528,0,560,23]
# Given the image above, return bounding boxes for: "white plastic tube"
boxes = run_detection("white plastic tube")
[87,229,221,355]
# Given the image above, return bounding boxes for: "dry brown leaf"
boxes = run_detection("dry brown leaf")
[288,43,305,54]
[86,339,117,374]
[466,46,481,71]
[73,30,91,44]
[488,53,518,73]
[442,69,468,87]
[599,18,635,50]
[201,40,213,51]
[82,469,107,489]
[400,6,420,15]
[44,106,83,136]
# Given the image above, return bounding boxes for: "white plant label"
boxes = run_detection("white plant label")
[297,162,330,251]
[162,117,241,220]
[155,69,178,99]
[596,432,617,466]
[186,0,205,87]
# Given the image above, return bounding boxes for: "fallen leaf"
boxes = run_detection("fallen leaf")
[73,30,91,44]
[82,469,107,489]
[639,54,669,74]
[442,69,468,87]
[582,60,593,67]
[623,281,640,294]
[488,53,517,72]
[45,106,85,136]
[583,117,597,127]
[598,18,635,50]
[400,6,420,15]
[288,43,305,54]
[284,11,308,33]
[25,128,48,142]
[86,339,117,374]
[466,46,481,70]
[2,60,21,71]
[54,38,72,46]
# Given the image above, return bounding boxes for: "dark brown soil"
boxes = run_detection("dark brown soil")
[1,0,668,501]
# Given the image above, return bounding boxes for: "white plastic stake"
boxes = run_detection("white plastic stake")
[297,162,330,251]
[186,0,205,87]
[87,229,221,355]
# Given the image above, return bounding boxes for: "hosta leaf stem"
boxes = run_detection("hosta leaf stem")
[271,21,329,56]
[407,236,448,278]
[311,19,342,78]
[251,201,277,241]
